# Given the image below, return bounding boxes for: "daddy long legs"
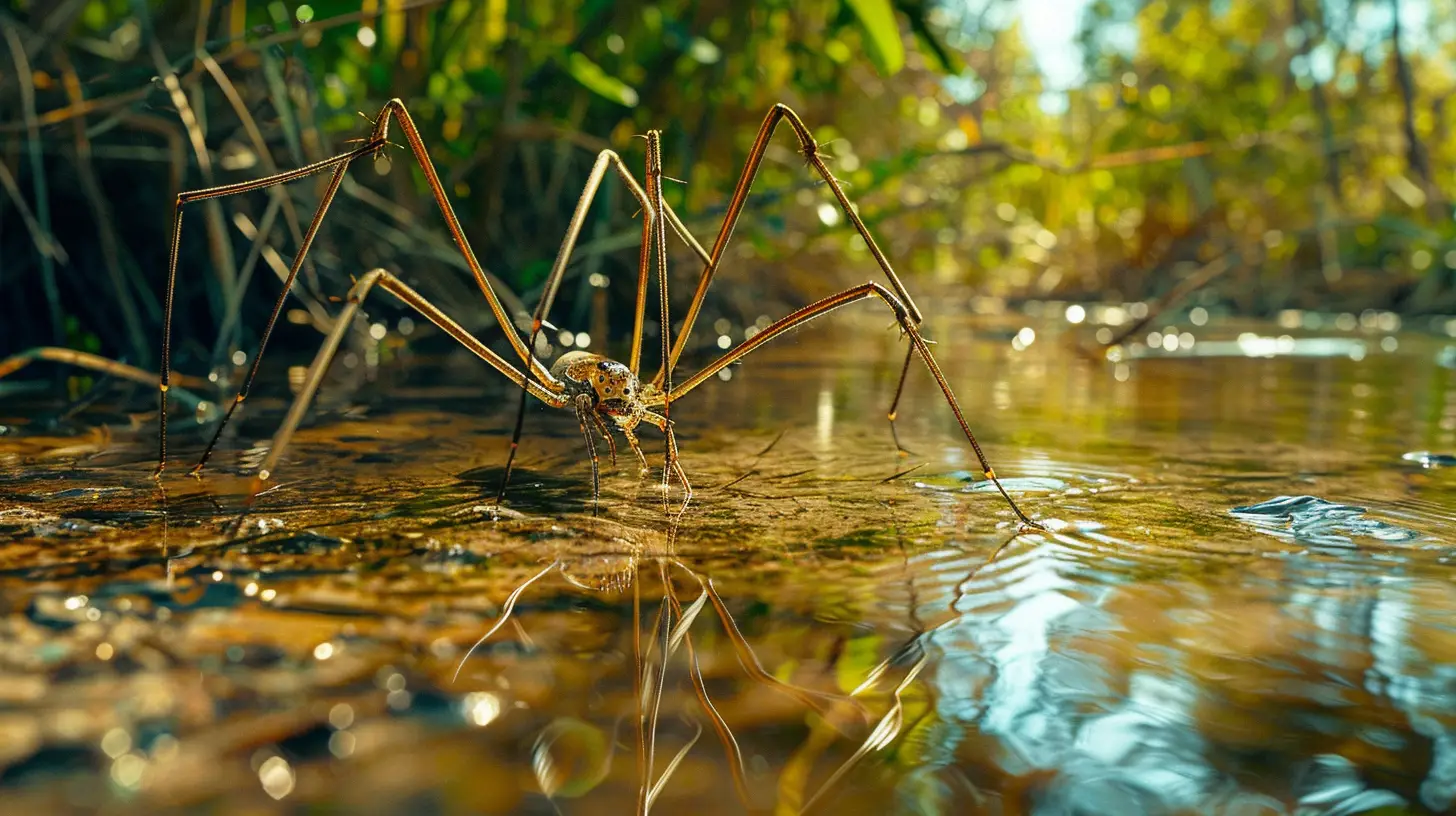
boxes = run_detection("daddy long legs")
[491,103,1042,528]
[4,97,1037,528]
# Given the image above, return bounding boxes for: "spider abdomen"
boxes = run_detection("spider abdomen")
[552,352,643,421]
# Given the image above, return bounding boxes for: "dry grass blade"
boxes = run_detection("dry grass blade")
[148,35,239,306]
[0,157,69,264]
[663,570,755,811]
[691,570,859,719]
[55,47,148,362]
[2,16,64,340]
[0,347,206,409]
[195,49,314,296]
[216,197,286,360]
[451,560,560,683]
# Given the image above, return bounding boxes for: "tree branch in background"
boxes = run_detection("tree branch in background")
[1102,252,1235,349]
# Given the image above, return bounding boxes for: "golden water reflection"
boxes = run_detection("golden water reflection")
[0,313,1453,813]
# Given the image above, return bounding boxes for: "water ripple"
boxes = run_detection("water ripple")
[1402,451,1456,469]
[1230,495,1426,549]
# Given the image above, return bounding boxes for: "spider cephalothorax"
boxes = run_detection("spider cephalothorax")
[545,351,664,492]
[552,351,648,428]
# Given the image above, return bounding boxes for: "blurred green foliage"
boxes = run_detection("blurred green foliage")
[0,0,1453,374]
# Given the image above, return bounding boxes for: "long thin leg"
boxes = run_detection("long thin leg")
[190,159,352,476]
[496,149,656,505]
[162,99,565,478]
[660,282,1041,528]
[642,410,692,528]
[645,131,675,506]
[586,410,619,468]
[451,559,561,683]
[659,569,753,811]
[886,342,916,455]
[657,103,924,385]
[621,427,649,473]
[157,138,383,476]
[573,396,602,515]
[685,569,856,716]
[639,561,673,816]
[642,102,925,456]
[251,268,567,492]
[639,201,711,375]
[369,99,560,385]
[495,144,717,508]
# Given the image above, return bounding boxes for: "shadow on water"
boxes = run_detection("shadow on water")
[1,314,1455,813]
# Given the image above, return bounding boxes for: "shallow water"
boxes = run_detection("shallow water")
[1,311,1454,814]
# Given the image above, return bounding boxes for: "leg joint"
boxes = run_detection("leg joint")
[860,281,911,322]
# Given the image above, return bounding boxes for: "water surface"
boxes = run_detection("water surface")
[1,311,1453,814]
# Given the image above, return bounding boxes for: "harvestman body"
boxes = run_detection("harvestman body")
[14,97,1037,528]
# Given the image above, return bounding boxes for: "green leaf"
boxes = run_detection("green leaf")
[845,0,905,75]
[562,52,639,107]
[896,0,962,74]
[464,67,504,98]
